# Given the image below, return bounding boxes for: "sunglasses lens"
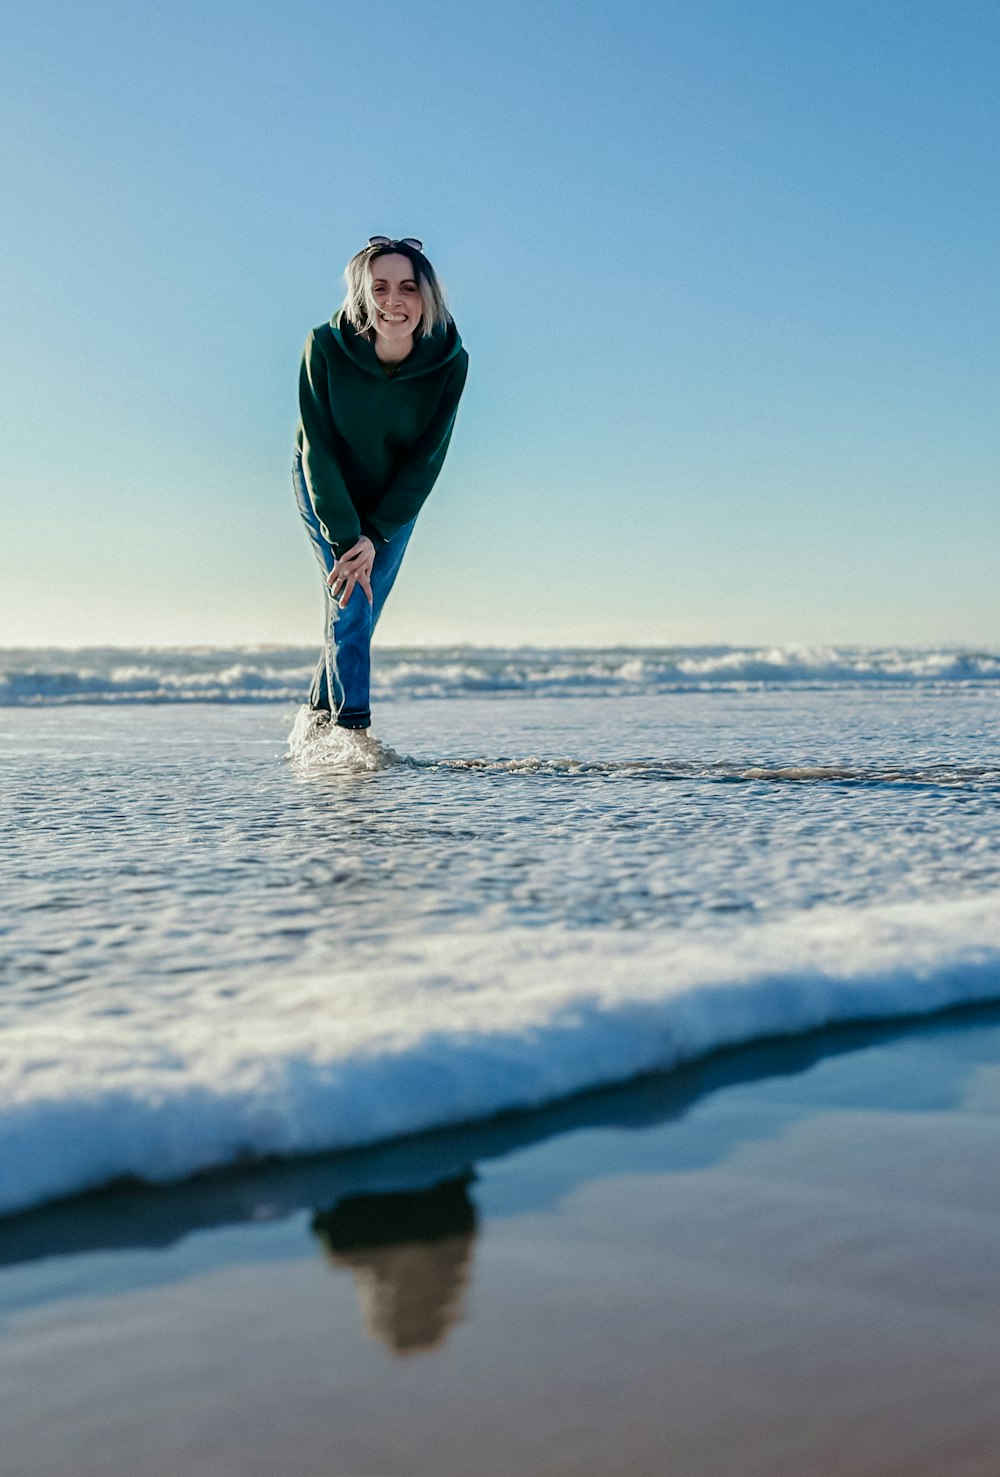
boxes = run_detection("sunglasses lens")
[367,236,423,251]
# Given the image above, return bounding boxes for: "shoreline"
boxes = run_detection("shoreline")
[6,882,1000,1222]
[4,993,1000,1253]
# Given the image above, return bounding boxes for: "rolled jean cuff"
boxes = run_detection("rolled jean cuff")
[336,708,371,730]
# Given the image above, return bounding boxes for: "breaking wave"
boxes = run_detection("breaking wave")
[2,643,1000,706]
[3,891,1000,1219]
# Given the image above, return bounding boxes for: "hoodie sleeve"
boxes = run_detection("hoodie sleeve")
[298,331,363,557]
[365,352,469,543]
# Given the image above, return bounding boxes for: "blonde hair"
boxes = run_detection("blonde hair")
[340,241,452,341]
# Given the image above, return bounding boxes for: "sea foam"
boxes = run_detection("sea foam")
[4,890,1000,1220]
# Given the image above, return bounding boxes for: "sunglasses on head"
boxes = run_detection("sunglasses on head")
[368,236,424,252]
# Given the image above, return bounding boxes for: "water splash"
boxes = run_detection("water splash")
[285,705,409,774]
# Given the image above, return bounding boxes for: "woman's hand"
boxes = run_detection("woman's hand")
[328,535,376,608]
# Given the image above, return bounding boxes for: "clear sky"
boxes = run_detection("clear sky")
[2,0,997,648]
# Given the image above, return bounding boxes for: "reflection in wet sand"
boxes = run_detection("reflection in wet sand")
[312,1173,477,1355]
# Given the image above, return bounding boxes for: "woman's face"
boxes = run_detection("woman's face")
[369,253,422,344]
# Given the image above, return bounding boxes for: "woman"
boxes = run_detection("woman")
[292,236,469,736]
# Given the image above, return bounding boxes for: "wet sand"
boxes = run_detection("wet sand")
[3,1004,1000,1476]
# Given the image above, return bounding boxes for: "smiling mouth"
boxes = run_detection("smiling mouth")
[379,312,407,323]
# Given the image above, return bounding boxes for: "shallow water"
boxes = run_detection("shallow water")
[2,685,1000,1214]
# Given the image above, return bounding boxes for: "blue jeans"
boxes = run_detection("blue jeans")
[292,449,415,729]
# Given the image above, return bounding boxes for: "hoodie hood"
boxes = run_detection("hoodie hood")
[328,308,464,381]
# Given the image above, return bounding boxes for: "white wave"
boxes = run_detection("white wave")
[2,644,999,705]
[3,891,1000,1219]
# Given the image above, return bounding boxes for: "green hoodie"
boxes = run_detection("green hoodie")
[296,309,469,556]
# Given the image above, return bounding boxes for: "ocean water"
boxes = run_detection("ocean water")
[2,644,999,1220]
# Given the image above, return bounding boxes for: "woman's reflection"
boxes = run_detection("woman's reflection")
[312,1172,477,1355]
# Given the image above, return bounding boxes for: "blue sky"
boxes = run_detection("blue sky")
[2,0,997,647]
